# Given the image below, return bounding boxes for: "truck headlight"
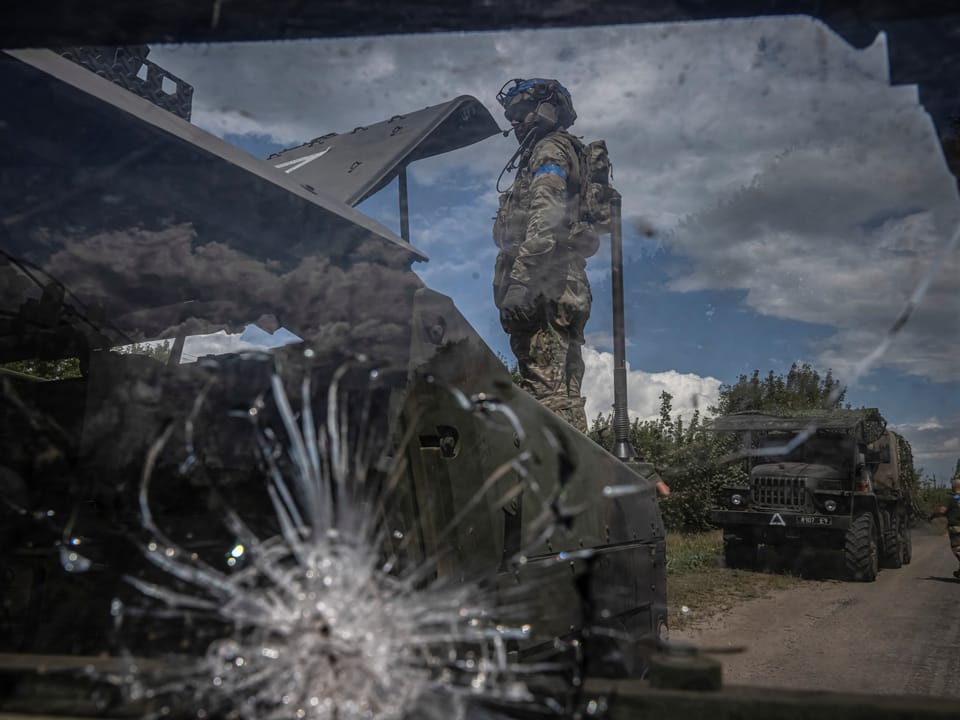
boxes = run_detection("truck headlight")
[824,499,838,512]
[730,493,744,508]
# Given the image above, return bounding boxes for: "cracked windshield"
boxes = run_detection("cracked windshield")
[1,9,959,720]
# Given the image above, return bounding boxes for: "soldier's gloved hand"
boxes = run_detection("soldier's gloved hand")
[500,284,535,323]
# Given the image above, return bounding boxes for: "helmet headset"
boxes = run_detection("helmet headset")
[496,78,576,142]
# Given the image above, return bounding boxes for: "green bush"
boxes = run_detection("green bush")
[914,481,953,521]
[589,392,746,531]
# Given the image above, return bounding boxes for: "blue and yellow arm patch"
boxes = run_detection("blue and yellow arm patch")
[534,164,567,180]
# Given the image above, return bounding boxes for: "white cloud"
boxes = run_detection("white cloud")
[149,16,960,383]
[180,326,302,362]
[150,17,904,214]
[894,417,945,433]
[581,346,721,423]
[889,415,960,480]
[668,119,960,382]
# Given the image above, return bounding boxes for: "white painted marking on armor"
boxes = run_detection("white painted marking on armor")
[274,147,331,174]
[770,513,786,526]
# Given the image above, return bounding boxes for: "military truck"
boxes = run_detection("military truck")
[709,409,915,581]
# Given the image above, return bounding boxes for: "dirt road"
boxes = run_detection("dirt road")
[673,529,960,697]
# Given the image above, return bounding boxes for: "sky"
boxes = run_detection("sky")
[150,16,960,481]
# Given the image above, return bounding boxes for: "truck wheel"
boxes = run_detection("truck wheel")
[844,512,878,582]
[880,513,903,569]
[900,523,912,565]
[723,538,758,570]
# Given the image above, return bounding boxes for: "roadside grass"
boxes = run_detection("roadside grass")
[666,530,801,632]
[666,530,724,573]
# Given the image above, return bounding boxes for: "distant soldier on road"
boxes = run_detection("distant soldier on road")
[928,475,960,579]
[492,78,597,433]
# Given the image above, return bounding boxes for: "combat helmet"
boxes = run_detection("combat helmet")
[497,78,577,132]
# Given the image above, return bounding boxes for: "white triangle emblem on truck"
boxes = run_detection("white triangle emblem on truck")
[769,513,786,526]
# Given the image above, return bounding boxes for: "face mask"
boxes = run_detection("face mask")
[512,116,536,143]
[508,100,558,144]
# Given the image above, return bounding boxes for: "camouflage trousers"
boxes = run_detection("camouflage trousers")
[949,526,960,563]
[504,276,591,433]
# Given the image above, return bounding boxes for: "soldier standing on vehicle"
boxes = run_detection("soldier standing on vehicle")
[928,475,960,579]
[492,78,599,433]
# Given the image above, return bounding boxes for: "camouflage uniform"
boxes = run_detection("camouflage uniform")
[493,129,591,432]
[945,491,960,569]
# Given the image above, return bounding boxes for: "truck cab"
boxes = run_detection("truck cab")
[709,410,913,581]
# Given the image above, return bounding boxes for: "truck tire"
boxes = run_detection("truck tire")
[900,522,912,565]
[880,513,903,569]
[723,538,758,570]
[844,512,878,582]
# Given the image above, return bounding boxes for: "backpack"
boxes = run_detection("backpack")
[493,133,616,260]
[566,137,617,258]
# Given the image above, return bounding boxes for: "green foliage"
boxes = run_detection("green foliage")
[2,357,82,380]
[665,531,723,573]
[914,477,952,521]
[589,393,745,532]
[709,362,846,416]
[114,339,173,363]
[1,339,173,381]
[496,351,523,386]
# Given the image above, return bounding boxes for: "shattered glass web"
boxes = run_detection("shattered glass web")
[120,366,579,720]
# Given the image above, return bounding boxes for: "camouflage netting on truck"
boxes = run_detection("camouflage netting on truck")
[868,431,918,502]
[896,433,918,487]
[896,433,921,514]
[709,407,888,444]
[858,409,887,445]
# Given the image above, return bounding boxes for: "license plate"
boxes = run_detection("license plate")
[798,515,832,526]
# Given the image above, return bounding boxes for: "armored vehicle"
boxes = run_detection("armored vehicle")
[710,409,915,581]
[0,46,667,714]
